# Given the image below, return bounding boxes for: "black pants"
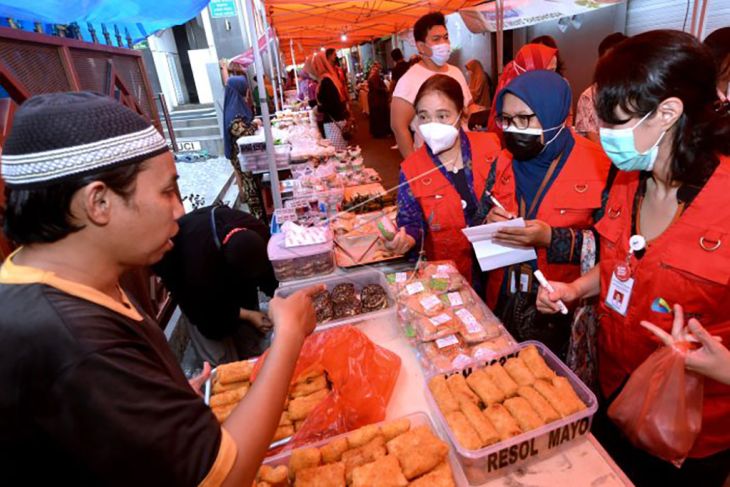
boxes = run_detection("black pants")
[592,398,730,486]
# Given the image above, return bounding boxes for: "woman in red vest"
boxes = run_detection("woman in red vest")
[388,74,501,286]
[537,31,730,485]
[484,70,610,354]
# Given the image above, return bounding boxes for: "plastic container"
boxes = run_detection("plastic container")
[236,133,266,153]
[262,411,469,485]
[267,233,335,282]
[275,268,396,332]
[425,341,599,485]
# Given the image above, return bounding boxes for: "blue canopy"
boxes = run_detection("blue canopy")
[0,0,211,44]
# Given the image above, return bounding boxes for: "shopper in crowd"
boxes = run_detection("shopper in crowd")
[0,91,322,485]
[327,48,349,98]
[311,52,349,150]
[303,55,326,137]
[483,69,610,355]
[391,12,473,158]
[390,48,410,92]
[390,75,500,285]
[703,27,730,101]
[537,30,730,486]
[297,62,318,104]
[154,204,277,365]
[530,35,565,75]
[575,32,628,142]
[367,62,391,138]
[487,43,557,136]
[223,74,265,220]
[465,59,492,109]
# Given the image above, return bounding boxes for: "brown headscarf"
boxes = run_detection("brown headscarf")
[465,59,491,108]
[310,52,347,102]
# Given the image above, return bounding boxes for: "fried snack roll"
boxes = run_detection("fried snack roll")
[209,384,249,408]
[294,462,346,487]
[428,375,460,413]
[444,411,483,450]
[503,357,536,387]
[532,379,575,417]
[216,360,254,384]
[519,345,557,380]
[517,386,560,423]
[380,418,411,442]
[273,424,294,442]
[409,461,456,487]
[294,420,306,432]
[445,373,480,406]
[551,376,586,412]
[483,404,522,441]
[347,424,380,449]
[258,464,289,485]
[484,363,519,397]
[321,437,349,464]
[293,365,327,385]
[341,436,387,483]
[279,411,292,427]
[503,397,545,432]
[288,388,330,420]
[211,403,236,423]
[212,379,249,395]
[457,397,500,447]
[290,374,328,398]
[289,447,322,479]
[386,426,449,480]
[465,369,505,406]
[351,455,408,487]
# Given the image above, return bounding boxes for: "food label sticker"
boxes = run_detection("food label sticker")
[435,335,459,349]
[447,292,464,307]
[274,208,297,224]
[430,313,452,326]
[420,295,442,312]
[395,272,408,283]
[433,273,450,280]
[605,272,634,317]
[455,308,480,329]
[437,265,453,274]
[406,281,425,295]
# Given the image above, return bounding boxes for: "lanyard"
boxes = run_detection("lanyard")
[518,152,563,219]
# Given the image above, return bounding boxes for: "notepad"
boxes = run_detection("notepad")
[461,218,537,271]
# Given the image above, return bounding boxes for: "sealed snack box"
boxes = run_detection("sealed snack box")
[256,412,468,486]
[267,232,335,282]
[425,341,598,484]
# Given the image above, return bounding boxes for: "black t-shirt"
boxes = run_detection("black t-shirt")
[154,205,278,340]
[317,77,347,122]
[0,270,224,485]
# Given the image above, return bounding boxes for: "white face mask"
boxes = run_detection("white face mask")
[419,114,461,154]
[428,43,451,67]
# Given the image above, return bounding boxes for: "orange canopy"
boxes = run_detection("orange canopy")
[266,0,482,64]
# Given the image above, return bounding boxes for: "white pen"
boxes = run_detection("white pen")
[533,270,569,315]
[486,190,507,212]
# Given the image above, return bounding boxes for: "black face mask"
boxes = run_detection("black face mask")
[504,131,544,160]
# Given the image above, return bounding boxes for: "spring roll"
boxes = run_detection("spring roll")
[380,418,411,441]
[483,404,522,441]
[209,384,249,408]
[444,410,482,450]
[216,360,254,384]
[290,374,328,398]
[517,386,561,423]
[347,424,380,449]
[532,379,575,417]
[457,395,500,447]
[446,373,481,406]
[519,345,557,380]
[503,397,545,432]
[428,375,460,413]
[503,357,536,386]
[288,388,329,421]
[484,363,519,398]
[212,379,248,395]
[551,376,586,413]
[320,436,349,464]
[289,447,322,479]
[273,424,294,442]
[465,369,505,406]
[211,403,236,423]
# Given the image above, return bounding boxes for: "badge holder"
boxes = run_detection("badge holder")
[605,235,646,316]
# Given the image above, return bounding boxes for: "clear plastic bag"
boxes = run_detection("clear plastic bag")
[252,325,401,452]
[607,342,704,465]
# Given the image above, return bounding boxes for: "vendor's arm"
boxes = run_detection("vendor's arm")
[221,285,323,487]
[391,97,415,159]
[392,172,422,253]
[536,266,601,314]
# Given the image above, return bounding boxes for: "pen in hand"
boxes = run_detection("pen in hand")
[482,191,514,223]
[534,270,569,315]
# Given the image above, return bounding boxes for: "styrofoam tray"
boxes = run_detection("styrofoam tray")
[262,411,469,485]
[425,341,599,485]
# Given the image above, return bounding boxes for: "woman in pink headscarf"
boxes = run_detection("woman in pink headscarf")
[310,52,349,149]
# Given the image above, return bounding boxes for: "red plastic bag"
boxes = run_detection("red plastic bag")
[252,325,401,451]
[608,342,704,465]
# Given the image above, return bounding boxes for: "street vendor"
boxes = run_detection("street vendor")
[390,74,501,287]
[0,92,322,486]
[537,30,730,486]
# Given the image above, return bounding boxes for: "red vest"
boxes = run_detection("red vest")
[401,132,501,282]
[486,133,611,308]
[595,157,730,458]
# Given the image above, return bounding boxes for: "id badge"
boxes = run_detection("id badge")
[605,271,634,316]
[509,265,532,294]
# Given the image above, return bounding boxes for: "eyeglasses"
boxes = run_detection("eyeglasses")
[495,113,538,130]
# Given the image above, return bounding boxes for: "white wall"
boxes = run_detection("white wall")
[188,49,215,104]
[148,30,185,111]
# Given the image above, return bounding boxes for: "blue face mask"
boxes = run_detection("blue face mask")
[599,111,666,172]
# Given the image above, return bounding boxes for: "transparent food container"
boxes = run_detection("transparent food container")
[275,268,396,332]
[267,233,335,282]
[424,341,599,485]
